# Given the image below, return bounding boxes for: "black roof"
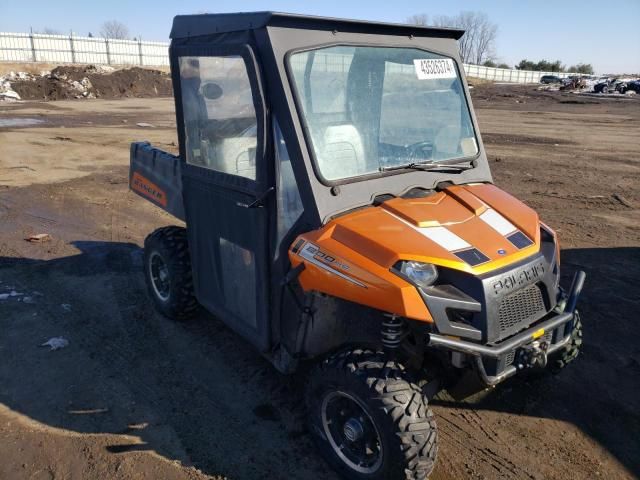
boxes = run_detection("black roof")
[170,11,464,40]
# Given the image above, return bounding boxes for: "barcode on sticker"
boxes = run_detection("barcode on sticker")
[414,59,457,80]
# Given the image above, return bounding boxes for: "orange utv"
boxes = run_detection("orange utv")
[130,12,585,480]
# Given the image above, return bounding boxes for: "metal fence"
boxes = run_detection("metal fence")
[0,32,169,66]
[463,64,573,83]
[1,31,578,82]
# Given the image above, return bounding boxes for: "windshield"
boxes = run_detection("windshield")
[289,46,478,182]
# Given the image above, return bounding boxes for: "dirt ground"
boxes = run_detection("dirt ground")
[0,84,639,480]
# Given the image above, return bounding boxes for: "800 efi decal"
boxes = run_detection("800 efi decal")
[294,242,366,288]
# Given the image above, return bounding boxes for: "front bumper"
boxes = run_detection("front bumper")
[426,270,585,386]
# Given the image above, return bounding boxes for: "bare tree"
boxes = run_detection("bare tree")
[472,13,498,65]
[407,11,497,65]
[100,20,130,40]
[406,14,429,26]
[35,27,62,35]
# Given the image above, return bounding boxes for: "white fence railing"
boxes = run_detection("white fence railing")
[463,64,573,83]
[1,31,579,82]
[0,32,169,66]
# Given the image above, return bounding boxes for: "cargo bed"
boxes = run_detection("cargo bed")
[129,142,185,221]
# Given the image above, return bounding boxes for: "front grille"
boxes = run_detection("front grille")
[498,283,546,334]
[505,350,516,366]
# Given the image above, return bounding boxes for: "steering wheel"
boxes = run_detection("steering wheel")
[405,141,434,162]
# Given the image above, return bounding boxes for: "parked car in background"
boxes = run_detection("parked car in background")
[594,80,611,93]
[595,77,639,94]
[540,75,563,84]
[627,79,640,93]
[620,80,640,93]
[561,76,588,90]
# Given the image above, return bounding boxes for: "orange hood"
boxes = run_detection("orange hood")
[289,183,543,320]
[326,183,540,275]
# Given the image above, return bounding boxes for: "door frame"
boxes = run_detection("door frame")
[170,42,274,352]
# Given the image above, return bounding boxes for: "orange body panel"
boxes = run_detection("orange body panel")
[288,183,543,322]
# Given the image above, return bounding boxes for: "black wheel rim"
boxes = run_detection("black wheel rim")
[149,251,170,301]
[321,390,383,474]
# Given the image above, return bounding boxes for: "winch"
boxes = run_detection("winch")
[517,340,550,369]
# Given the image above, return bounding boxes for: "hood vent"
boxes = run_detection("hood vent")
[453,248,490,266]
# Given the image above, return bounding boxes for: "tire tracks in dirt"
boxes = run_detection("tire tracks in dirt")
[435,405,536,480]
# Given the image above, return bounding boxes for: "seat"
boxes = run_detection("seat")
[317,124,366,180]
[433,125,462,157]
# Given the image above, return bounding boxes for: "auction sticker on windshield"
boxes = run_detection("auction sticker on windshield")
[414,58,457,80]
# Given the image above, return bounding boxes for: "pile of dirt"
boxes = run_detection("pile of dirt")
[8,65,172,101]
[470,83,640,113]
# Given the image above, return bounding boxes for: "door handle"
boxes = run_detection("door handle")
[236,187,275,209]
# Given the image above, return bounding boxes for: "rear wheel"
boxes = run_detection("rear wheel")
[144,226,199,321]
[307,349,437,480]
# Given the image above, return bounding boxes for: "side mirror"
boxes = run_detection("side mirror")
[202,83,223,100]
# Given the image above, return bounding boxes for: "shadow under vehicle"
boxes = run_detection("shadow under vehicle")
[129,12,586,480]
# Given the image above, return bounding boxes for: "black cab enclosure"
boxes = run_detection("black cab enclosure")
[131,12,491,355]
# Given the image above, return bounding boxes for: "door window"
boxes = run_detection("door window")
[179,55,258,180]
[219,237,257,327]
[275,121,304,248]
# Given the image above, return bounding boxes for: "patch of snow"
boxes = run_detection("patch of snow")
[0,90,21,101]
[0,118,45,127]
[70,80,85,91]
[95,65,115,73]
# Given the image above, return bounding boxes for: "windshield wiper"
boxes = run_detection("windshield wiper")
[379,161,474,173]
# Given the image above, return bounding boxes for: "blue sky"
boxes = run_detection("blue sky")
[3,0,639,74]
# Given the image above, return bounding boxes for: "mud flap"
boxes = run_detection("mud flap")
[129,142,185,220]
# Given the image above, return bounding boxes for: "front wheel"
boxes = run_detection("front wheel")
[551,311,583,372]
[307,349,437,480]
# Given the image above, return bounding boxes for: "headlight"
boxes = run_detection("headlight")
[393,261,438,290]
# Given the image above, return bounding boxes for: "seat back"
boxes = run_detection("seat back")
[317,124,366,180]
